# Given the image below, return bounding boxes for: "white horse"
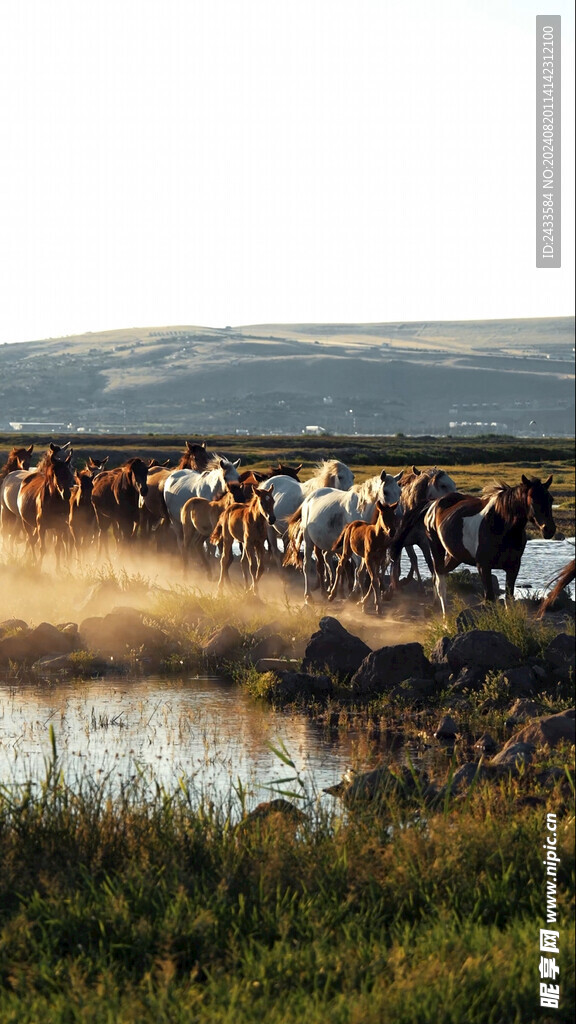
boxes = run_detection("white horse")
[265,459,354,558]
[163,454,242,546]
[286,471,402,601]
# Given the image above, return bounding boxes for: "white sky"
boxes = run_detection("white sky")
[0,0,574,344]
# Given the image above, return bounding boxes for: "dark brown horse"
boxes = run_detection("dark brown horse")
[17,447,76,565]
[91,458,149,548]
[0,444,34,481]
[419,475,555,616]
[69,464,103,553]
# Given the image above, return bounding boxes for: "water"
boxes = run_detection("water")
[0,674,356,807]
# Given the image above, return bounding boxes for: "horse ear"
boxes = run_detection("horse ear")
[27,444,34,455]
[267,484,274,494]
[544,475,553,489]
[412,466,419,475]
[49,442,57,452]
[522,474,530,486]
[233,459,241,468]
[296,464,303,472]
[65,452,73,463]
[394,471,403,481]
[101,456,109,467]
[201,441,206,449]
[380,470,387,482]
[186,441,193,451]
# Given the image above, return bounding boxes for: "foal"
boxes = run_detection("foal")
[328,501,398,613]
[180,489,240,574]
[211,486,276,593]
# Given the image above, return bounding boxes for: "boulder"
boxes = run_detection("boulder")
[506,698,542,724]
[351,642,433,697]
[201,624,242,659]
[433,714,459,740]
[249,633,288,662]
[429,636,452,664]
[79,607,168,658]
[445,630,522,674]
[449,666,487,694]
[474,733,497,754]
[543,634,575,679]
[490,741,536,767]
[301,617,371,680]
[0,621,78,664]
[388,676,438,702]
[510,708,575,750]
[0,618,29,638]
[501,664,538,697]
[268,670,333,703]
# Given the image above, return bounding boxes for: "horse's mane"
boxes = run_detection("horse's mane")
[205,452,231,472]
[313,459,344,486]
[481,479,529,518]
[401,473,430,509]
[351,474,383,513]
[0,448,26,481]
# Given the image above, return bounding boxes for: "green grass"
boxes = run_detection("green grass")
[0,748,574,1024]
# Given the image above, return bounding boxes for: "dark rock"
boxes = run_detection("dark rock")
[249,633,288,662]
[474,733,497,753]
[301,616,371,680]
[254,658,300,673]
[0,621,79,664]
[239,799,307,826]
[501,664,538,697]
[351,642,433,697]
[429,636,452,664]
[434,714,459,739]
[252,621,284,641]
[200,624,243,659]
[270,671,333,703]
[511,708,575,750]
[31,654,80,674]
[437,762,492,799]
[445,630,522,674]
[506,698,542,722]
[449,666,487,694]
[326,764,431,804]
[388,676,438,702]
[455,606,484,632]
[543,634,575,678]
[490,741,536,767]
[433,665,452,688]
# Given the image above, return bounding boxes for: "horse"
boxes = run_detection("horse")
[0,444,34,481]
[328,501,399,612]
[163,455,243,547]
[284,471,402,601]
[17,446,76,566]
[210,486,276,593]
[68,464,103,554]
[391,467,457,588]
[139,442,209,537]
[91,457,149,548]
[419,475,556,617]
[263,460,355,561]
[0,442,72,549]
[180,489,242,573]
[538,559,576,616]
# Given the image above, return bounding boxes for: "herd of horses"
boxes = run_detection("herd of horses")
[0,439,569,616]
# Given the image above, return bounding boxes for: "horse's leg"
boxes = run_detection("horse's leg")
[505,565,520,603]
[327,554,347,602]
[303,534,318,602]
[477,563,497,603]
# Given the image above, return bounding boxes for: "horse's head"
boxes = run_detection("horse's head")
[376,500,399,536]
[219,457,242,485]
[255,485,276,526]
[523,475,556,539]
[129,458,149,499]
[428,470,457,498]
[379,470,402,505]
[49,441,73,463]
[87,455,109,474]
[51,451,76,501]
[274,463,303,480]
[184,441,209,470]
[75,468,95,503]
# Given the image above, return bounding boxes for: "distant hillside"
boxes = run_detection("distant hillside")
[0,318,573,436]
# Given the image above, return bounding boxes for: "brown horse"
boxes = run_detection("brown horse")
[328,501,398,612]
[180,490,241,573]
[139,442,209,537]
[69,463,105,553]
[91,458,149,548]
[17,446,76,566]
[211,486,276,593]
[0,444,34,481]
[418,475,556,616]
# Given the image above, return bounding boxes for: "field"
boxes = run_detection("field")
[0,433,574,1022]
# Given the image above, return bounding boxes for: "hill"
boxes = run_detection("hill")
[0,317,573,436]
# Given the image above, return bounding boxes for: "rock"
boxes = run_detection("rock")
[433,714,459,739]
[270,670,333,703]
[449,666,487,694]
[501,664,538,697]
[474,733,497,753]
[445,630,522,674]
[490,741,536,767]
[351,642,433,697]
[254,658,300,673]
[511,708,575,750]
[79,607,169,658]
[200,624,243,659]
[506,698,542,723]
[388,676,438,702]
[455,606,484,632]
[437,762,492,799]
[543,634,575,679]
[252,621,284,641]
[0,618,29,638]
[429,636,452,664]
[249,634,288,662]
[237,799,307,831]
[0,621,79,664]
[326,764,431,804]
[301,617,371,680]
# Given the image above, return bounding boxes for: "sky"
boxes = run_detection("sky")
[0,0,574,345]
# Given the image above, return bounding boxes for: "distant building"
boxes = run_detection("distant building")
[303,425,326,435]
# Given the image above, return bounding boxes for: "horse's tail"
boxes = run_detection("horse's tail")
[538,559,576,617]
[389,502,431,562]
[332,523,351,554]
[282,508,304,567]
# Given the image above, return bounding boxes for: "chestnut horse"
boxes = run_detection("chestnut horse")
[17,446,76,566]
[180,489,241,574]
[211,486,276,593]
[328,501,399,612]
[421,475,555,616]
[91,458,149,548]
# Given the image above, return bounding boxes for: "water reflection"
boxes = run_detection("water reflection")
[0,675,355,806]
